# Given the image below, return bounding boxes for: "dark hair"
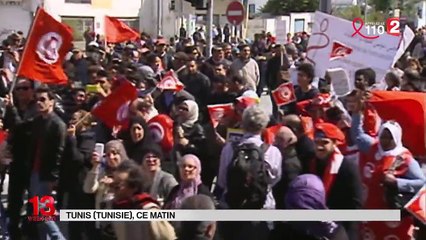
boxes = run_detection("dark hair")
[140,144,164,164]
[231,75,246,85]
[35,85,55,100]
[72,87,86,95]
[403,68,420,81]
[115,160,144,194]
[238,44,250,51]
[325,106,344,123]
[212,74,229,84]
[184,45,196,55]
[297,63,315,82]
[97,69,109,78]
[355,68,376,86]
[17,78,35,89]
[146,53,159,64]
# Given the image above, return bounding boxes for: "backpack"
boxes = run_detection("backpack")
[225,142,269,209]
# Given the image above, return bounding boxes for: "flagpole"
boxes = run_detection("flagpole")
[10,7,42,95]
[74,112,92,128]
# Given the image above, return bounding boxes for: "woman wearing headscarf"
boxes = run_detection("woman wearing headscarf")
[270,174,349,240]
[351,107,426,240]
[122,116,153,163]
[173,100,209,182]
[83,140,130,237]
[138,144,178,205]
[272,126,301,209]
[163,154,213,210]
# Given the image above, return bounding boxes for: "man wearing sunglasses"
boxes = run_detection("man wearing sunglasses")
[8,85,66,240]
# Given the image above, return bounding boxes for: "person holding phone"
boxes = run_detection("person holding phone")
[83,140,129,237]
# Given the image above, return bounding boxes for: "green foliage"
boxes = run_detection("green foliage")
[333,6,362,21]
[371,0,395,12]
[261,0,319,15]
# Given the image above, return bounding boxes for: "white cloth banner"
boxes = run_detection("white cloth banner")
[306,11,401,88]
[392,27,415,66]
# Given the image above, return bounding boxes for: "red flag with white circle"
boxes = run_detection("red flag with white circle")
[207,103,235,128]
[271,82,296,107]
[91,80,138,129]
[157,70,184,91]
[148,114,174,153]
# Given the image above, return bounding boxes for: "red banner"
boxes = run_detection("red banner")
[17,8,73,85]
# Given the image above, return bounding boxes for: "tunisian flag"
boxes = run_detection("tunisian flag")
[105,16,140,43]
[17,8,73,85]
[91,80,138,129]
[271,82,296,107]
[404,186,426,225]
[148,114,174,153]
[157,70,184,92]
[262,125,282,144]
[368,91,426,156]
[207,103,234,128]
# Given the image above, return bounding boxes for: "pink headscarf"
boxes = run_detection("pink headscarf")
[169,154,202,209]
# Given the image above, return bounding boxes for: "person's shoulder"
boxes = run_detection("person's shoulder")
[197,183,214,197]
[159,170,175,181]
[50,113,66,128]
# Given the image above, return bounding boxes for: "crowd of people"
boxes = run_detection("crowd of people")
[0,24,424,240]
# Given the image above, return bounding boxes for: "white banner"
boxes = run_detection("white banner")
[392,26,415,66]
[59,209,401,222]
[306,11,401,88]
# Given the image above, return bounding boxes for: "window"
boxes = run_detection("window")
[248,4,256,19]
[65,0,92,3]
[294,19,305,33]
[118,18,139,32]
[62,17,94,41]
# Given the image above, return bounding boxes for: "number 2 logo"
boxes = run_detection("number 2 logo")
[386,18,400,36]
[29,196,56,216]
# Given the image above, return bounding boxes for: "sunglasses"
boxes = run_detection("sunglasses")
[97,80,107,84]
[16,86,30,91]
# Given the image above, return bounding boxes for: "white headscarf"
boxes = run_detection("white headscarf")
[181,100,199,128]
[375,121,408,159]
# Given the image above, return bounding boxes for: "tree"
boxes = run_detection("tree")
[333,6,362,21]
[261,0,319,15]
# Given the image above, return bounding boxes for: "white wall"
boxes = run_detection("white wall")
[0,5,32,40]
[140,0,197,38]
[289,12,314,34]
[44,0,141,35]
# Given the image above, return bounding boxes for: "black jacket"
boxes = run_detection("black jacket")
[265,55,290,90]
[200,57,231,81]
[180,71,211,108]
[58,130,96,209]
[30,113,67,181]
[59,130,96,193]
